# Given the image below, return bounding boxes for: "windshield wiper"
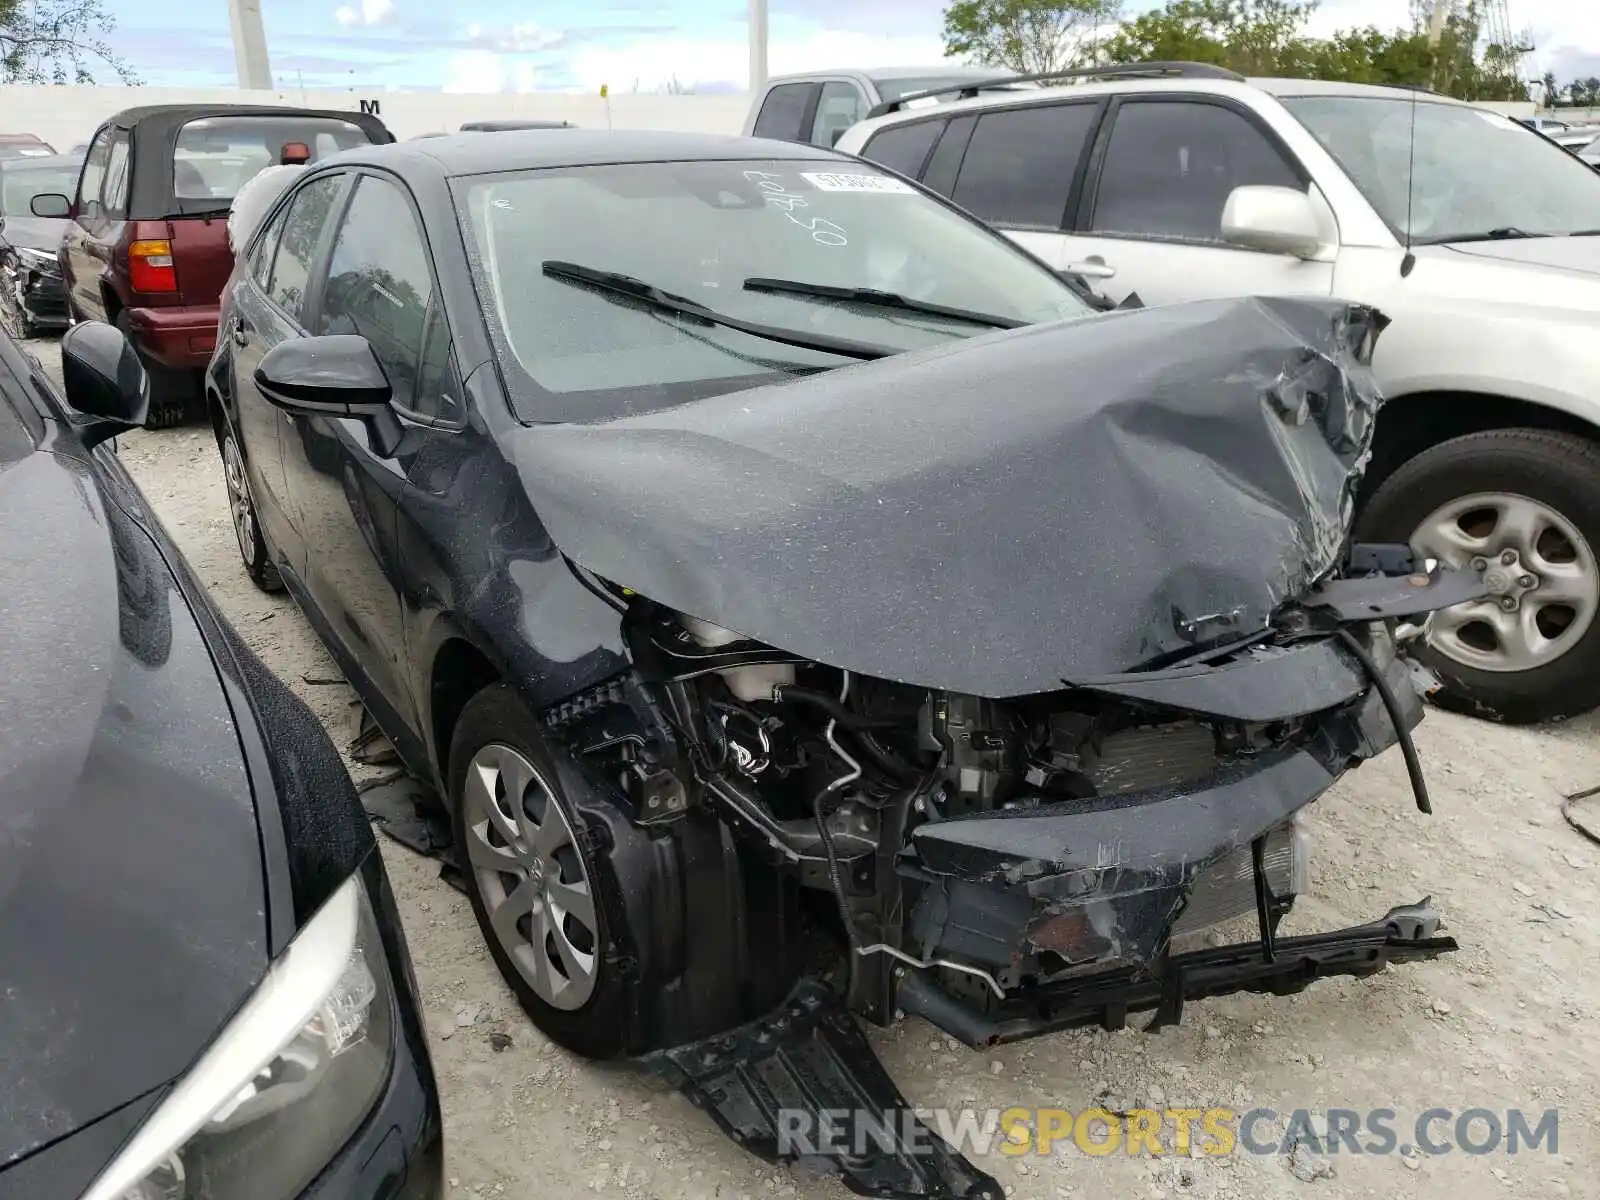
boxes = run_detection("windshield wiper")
[1420,226,1550,245]
[541,260,893,360]
[742,277,1024,330]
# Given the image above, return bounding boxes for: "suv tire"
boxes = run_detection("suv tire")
[1358,428,1600,724]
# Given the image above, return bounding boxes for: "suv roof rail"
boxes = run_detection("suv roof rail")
[865,61,1247,118]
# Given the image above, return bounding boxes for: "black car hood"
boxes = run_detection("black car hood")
[510,296,1384,697]
[0,449,268,1169]
[0,217,66,254]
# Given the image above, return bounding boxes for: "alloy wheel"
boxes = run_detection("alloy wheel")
[1411,491,1600,673]
[222,436,257,567]
[462,743,599,1010]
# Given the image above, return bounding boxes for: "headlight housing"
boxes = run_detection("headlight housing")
[83,875,395,1200]
[11,245,56,271]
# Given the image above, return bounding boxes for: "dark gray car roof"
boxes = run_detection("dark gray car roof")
[328,129,848,177]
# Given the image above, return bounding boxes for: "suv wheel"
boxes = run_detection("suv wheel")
[1358,428,1600,724]
[221,426,283,592]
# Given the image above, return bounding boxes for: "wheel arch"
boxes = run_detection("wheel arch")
[1360,389,1600,506]
[427,634,504,787]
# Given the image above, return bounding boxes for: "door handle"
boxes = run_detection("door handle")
[1066,258,1117,280]
[231,316,248,347]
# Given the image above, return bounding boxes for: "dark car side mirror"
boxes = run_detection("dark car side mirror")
[61,321,149,447]
[255,335,403,455]
[30,192,71,219]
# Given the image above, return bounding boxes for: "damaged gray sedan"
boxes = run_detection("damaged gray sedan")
[203,132,1480,1200]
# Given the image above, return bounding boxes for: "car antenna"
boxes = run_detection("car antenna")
[1400,83,1419,278]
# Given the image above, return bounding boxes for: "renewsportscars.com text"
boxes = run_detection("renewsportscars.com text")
[775,1106,1560,1159]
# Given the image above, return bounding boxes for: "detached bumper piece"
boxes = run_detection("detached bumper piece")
[644,979,1003,1200]
[898,900,1456,1049]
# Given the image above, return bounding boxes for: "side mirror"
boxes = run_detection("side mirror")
[61,321,149,447]
[1221,185,1323,259]
[255,334,402,454]
[30,192,71,219]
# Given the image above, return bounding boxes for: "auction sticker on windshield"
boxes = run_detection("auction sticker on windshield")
[801,171,917,194]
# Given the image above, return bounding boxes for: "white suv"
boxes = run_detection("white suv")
[836,66,1600,725]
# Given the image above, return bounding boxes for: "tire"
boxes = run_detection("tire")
[449,685,631,1059]
[1356,428,1600,724]
[220,423,283,592]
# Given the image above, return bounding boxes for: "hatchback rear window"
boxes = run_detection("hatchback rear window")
[173,116,372,202]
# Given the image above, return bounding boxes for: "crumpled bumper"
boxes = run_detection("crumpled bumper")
[898,638,1439,1021]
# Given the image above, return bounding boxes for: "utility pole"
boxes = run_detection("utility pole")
[748,0,768,95]
[228,0,274,91]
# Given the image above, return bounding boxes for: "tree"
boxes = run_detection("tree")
[1,0,138,84]
[942,0,1124,76]
[1539,69,1559,107]
[1098,0,1316,75]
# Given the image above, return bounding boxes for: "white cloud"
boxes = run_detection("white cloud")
[442,49,541,93]
[562,27,950,92]
[466,20,563,53]
[334,0,396,30]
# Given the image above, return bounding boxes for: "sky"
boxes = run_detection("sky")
[94,0,1600,95]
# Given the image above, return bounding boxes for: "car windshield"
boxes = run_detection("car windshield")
[172,115,373,203]
[457,158,1091,423]
[1283,95,1600,243]
[1,165,78,215]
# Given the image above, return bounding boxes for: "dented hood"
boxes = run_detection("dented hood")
[510,296,1385,698]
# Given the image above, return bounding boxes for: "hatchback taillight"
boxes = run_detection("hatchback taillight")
[128,238,177,293]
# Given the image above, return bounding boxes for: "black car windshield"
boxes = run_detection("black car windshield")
[173,115,372,203]
[1283,95,1600,243]
[456,158,1090,423]
[1,164,79,215]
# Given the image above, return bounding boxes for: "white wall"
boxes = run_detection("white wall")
[0,84,751,152]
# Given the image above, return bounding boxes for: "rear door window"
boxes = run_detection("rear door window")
[1089,100,1302,242]
[102,132,131,218]
[173,115,374,205]
[266,175,345,323]
[77,128,111,220]
[950,102,1098,229]
[860,119,943,179]
[752,84,817,142]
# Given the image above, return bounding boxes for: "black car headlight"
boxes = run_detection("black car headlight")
[82,876,395,1200]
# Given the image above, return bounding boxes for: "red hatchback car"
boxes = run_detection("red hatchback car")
[37,104,392,426]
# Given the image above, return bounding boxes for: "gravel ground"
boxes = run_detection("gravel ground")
[31,338,1600,1200]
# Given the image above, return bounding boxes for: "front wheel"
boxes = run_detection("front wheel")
[449,684,629,1058]
[1357,428,1600,724]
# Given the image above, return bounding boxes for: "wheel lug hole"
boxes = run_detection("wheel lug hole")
[1519,574,1536,589]
[1498,596,1518,612]
[1471,556,1488,571]
[1500,550,1518,566]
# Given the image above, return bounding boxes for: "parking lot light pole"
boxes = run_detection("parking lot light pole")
[749,0,768,95]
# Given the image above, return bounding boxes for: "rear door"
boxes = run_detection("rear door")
[229,172,350,573]
[280,170,441,735]
[1051,96,1334,306]
[60,126,114,320]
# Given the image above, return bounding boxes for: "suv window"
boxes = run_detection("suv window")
[77,128,111,220]
[752,84,816,142]
[811,82,867,147]
[414,299,462,423]
[316,175,435,413]
[267,175,344,323]
[1090,100,1301,242]
[174,115,373,203]
[951,103,1098,228]
[102,132,131,218]
[860,119,943,180]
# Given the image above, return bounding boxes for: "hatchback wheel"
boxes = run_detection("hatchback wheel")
[449,684,630,1058]
[1358,428,1600,723]
[221,428,282,592]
